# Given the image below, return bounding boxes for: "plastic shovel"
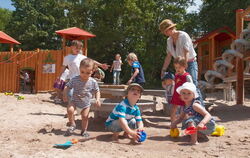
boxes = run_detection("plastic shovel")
[184,126,207,135]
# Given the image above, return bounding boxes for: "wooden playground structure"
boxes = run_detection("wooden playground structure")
[199,7,250,105]
[0,27,95,93]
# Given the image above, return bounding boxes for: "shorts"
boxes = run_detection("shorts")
[182,116,215,135]
[76,106,90,115]
[106,118,137,132]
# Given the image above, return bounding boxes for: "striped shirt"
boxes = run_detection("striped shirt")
[105,98,142,126]
[66,76,99,108]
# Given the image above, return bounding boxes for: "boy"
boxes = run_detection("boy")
[105,83,144,142]
[126,52,145,86]
[63,58,101,137]
[161,72,175,115]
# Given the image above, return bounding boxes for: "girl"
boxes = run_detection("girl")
[110,54,122,85]
[171,82,215,145]
[170,57,193,123]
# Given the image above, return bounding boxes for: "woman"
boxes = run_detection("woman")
[159,19,203,105]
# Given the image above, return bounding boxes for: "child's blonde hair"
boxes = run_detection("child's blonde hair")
[173,56,187,68]
[71,40,83,48]
[126,52,138,61]
[80,58,95,70]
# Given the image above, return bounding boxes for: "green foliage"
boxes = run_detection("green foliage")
[5,0,71,50]
[198,0,250,34]
[0,8,12,31]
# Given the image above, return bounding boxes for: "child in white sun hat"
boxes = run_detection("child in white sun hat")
[170,82,215,145]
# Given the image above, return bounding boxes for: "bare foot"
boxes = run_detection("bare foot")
[112,134,119,142]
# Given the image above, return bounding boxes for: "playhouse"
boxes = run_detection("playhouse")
[194,26,236,79]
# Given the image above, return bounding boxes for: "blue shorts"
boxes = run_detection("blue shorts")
[106,118,137,132]
[182,116,215,135]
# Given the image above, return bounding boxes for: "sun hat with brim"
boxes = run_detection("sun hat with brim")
[127,83,144,93]
[176,82,199,98]
[159,19,177,33]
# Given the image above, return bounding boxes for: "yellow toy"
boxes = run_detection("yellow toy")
[17,96,25,100]
[211,125,225,136]
[4,92,14,96]
[170,128,179,138]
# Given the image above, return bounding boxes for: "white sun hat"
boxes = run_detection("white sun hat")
[176,82,199,98]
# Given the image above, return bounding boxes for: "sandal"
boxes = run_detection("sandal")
[81,131,90,138]
[64,125,76,136]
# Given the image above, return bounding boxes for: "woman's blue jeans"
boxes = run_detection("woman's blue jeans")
[187,61,204,106]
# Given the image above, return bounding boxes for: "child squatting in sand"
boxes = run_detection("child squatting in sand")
[170,82,215,145]
[105,83,144,142]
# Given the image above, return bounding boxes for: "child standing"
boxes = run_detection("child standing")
[171,82,215,145]
[63,58,101,137]
[105,83,144,142]
[171,57,193,123]
[161,72,175,115]
[126,52,145,86]
[110,54,122,85]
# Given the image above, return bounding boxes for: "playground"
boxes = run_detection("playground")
[0,92,250,158]
[1,1,250,158]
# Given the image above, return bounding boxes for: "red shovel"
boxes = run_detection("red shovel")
[184,126,207,135]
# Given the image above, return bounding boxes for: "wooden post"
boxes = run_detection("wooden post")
[34,48,40,93]
[84,39,88,56]
[15,49,21,92]
[62,36,66,56]
[236,9,244,105]
[10,44,14,53]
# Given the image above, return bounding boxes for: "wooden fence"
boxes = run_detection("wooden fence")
[0,49,66,93]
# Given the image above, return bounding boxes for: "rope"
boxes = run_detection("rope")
[0,52,38,64]
[0,52,20,64]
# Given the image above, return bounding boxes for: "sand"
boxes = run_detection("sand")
[0,91,250,158]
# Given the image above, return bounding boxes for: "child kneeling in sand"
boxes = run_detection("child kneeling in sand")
[170,82,215,145]
[63,58,101,137]
[105,83,144,142]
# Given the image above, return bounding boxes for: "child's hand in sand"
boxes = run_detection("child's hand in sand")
[129,131,140,141]
[197,122,205,130]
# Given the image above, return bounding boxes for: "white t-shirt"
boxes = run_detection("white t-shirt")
[60,69,69,81]
[63,54,87,79]
[167,31,196,60]
[113,60,122,71]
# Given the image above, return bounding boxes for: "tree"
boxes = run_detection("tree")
[5,0,71,50]
[0,8,12,31]
[198,0,250,34]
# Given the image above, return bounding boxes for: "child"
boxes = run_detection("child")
[63,58,101,137]
[93,67,105,82]
[54,68,69,104]
[161,72,175,115]
[126,52,145,86]
[171,56,193,123]
[105,83,144,142]
[171,82,215,145]
[110,54,122,85]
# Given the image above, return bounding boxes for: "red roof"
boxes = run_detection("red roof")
[194,26,236,44]
[55,27,96,40]
[0,31,21,44]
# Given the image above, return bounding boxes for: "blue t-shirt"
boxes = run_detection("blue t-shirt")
[131,61,145,84]
[105,98,142,126]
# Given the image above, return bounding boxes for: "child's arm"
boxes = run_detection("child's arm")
[137,121,144,130]
[110,62,114,72]
[95,90,101,107]
[186,74,193,83]
[119,118,140,141]
[93,60,109,70]
[58,65,67,79]
[127,68,139,84]
[170,111,186,128]
[193,102,212,129]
